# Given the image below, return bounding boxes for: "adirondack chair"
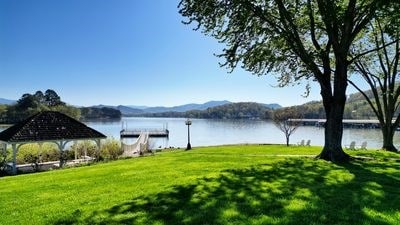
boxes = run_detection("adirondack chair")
[358,141,367,150]
[345,141,356,150]
[305,140,311,146]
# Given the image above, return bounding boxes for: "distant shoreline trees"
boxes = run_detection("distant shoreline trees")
[80,107,122,120]
[0,90,121,123]
[0,90,385,123]
[137,102,274,120]
[1,89,79,123]
[128,96,381,121]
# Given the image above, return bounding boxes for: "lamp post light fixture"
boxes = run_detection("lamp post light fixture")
[185,118,192,150]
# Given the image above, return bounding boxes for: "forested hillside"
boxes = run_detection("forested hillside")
[80,107,121,120]
[140,102,275,119]
[0,89,382,123]
[0,90,121,123]
[289,91,378,119]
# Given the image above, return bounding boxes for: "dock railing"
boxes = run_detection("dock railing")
[120,128,169,138]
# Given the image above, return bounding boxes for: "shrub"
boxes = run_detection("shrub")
[99,138,122,161]
[5,139,122,170]
[41,147,60,162]
[16,143,59,164]
[69,141,97,160]
[0,144,9,175]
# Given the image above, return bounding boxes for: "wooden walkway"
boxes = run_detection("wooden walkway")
[121,132,150,157]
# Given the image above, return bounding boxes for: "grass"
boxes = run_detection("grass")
[0,144,399,225]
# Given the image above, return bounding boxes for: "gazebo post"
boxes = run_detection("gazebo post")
[95,139,101,161]
[12,144,17,175]
[84,144,87,161]
[56,140,69,168]
[73,141,77,161]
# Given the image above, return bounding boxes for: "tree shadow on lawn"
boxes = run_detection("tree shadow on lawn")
[54,158,400,225]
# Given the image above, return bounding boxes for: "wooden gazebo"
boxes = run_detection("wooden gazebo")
[0,111,106,174]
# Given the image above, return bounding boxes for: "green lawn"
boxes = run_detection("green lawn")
[1,145,399,225]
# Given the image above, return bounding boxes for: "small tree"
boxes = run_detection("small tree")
[348,11,400,152]
[272,108,303,146]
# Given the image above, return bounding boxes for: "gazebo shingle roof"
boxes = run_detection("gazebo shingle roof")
[0,111,106,143]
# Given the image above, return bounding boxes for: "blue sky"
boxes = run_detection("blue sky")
[0,0,324,107]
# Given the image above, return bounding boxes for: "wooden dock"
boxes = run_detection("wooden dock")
[288,119,383,129]
[120,129,169,138]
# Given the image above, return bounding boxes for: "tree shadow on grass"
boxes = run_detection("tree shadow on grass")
[54,158,400,225]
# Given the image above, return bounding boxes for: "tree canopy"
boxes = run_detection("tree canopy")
[1,90,78,123]
[179,0,398,162]
[348,8,400,151]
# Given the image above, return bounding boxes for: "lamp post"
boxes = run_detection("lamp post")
[185,118,192,150]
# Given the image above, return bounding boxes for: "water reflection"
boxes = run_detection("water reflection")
[1,117,400,149]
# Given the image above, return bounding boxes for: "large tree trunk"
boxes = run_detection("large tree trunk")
[318,103,350,162]
[317,61,350,162]
[381,124,398,152]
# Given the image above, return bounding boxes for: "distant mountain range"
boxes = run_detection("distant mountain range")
[94,100,231,115]
[94,100,281,116]
[0,98,15,105]
[135,100,232,113]
[1,97,281,117]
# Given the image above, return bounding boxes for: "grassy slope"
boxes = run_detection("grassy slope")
[0,145,399,225]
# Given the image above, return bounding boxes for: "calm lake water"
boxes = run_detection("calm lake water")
[83,117,400,149]
[1,117,399,149]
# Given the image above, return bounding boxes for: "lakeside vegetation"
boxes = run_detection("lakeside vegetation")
[0,88,387,123]
[127,91,382,120]
[80,107,122,120]
[0,90,121,123]
[1,145,399,225]
[141,102,274,119]
[289,91,380,119]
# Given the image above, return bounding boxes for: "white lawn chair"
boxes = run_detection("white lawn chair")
[345,141,356,150]
[297,140,305,146]
[358,141,367,150]
[305,140,311,146]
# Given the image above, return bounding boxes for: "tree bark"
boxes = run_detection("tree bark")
[381,124,398,152]
[318,104,350,162]
[286,135,289,146]
[317,62,350,162]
